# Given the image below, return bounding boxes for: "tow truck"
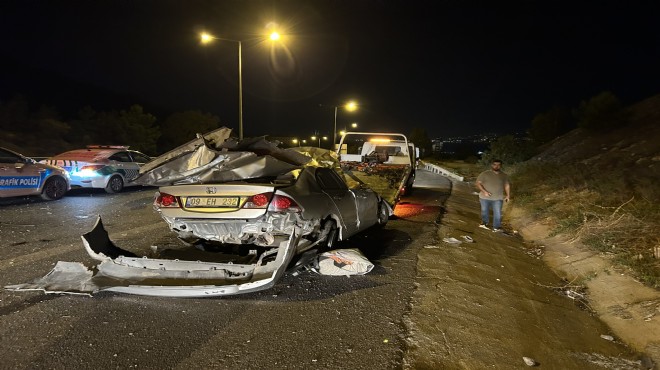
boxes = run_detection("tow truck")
[336,132,417,207]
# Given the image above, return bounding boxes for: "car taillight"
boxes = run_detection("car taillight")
[242,192,273,209]
[155,192,179,208]
[74,164,106,177]
[80,165,106,172]
[267,194,301,212]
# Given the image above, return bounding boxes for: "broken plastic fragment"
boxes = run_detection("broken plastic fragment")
[442,237,462,244]
[522,356,537,366]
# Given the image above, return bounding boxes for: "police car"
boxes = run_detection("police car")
[0,147,70,200]
[44,145,152,194]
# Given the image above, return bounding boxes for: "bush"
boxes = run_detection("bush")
[575,91,629,131]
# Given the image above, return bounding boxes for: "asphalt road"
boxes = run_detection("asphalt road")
[0,171,647,369]
[0,174,445,369]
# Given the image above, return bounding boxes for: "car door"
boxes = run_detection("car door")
[0,148,42,197]
[315,167,361,236]
[128,151,151,179]
[108,151,138,181]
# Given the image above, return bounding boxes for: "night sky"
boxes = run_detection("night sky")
[1,0,659,139]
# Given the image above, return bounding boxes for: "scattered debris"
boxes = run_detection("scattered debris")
[461,235,474,243]
[524,244,545,258]
[442,237,462,244]
[5,215,302,297]
[312,248,374,276]
[600,334,615,341]
[522,356,538,366]
[565,289,586,301]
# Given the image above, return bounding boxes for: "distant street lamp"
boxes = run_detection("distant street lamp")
[332,100,358,147]
[338,123,357,142]
[311,134,328,147]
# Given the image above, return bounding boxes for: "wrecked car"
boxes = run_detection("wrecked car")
[6,127,391,297]
[154,165,390,251]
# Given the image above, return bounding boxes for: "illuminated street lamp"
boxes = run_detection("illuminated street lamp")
[339,123,357,142]
[333,100,358,147]
[200,32,243,140]
[311,134,328,147]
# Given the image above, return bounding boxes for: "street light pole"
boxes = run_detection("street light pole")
[333,106,338,147]
[237,40,243,140]
[330,101,357,149]
[200,32,243,140]
[199,28,283,140]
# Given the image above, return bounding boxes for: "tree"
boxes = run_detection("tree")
[481,135,535,165]
[66,106,99,145]
[118,105,160,155]
[528,105,573,145]
[0,95,71,155]
[0,94,29,131]
[73,105,160,154]
[158,110,221,151]
[574,91,628,131]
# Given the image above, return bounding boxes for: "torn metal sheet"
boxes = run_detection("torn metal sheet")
[5,215,302,297]
[131,127,313,187]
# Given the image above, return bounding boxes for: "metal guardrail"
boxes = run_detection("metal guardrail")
[419,161,465,182]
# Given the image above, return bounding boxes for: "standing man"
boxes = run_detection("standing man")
[476,159,511,232]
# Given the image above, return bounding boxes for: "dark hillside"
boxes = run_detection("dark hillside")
[533,93,660,176]
[513,93,660,288]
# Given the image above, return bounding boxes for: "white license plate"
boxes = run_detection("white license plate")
[185,196,239,208]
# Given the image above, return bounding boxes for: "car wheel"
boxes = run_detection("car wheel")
[40,176,68,200]
[376,200,389,227]
[105,175,124,193]
[404,182,414,195]
[319,219,339,251]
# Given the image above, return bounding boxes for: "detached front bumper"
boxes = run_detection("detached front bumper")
[5,216,301,298]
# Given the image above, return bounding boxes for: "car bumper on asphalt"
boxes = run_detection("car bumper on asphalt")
[5,215,304,297]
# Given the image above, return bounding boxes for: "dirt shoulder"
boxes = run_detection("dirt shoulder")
[508,204,660,367]
[403,177,654,369]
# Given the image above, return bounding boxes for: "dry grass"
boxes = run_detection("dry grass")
[430,158,660,288]
[512,161,660,288]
